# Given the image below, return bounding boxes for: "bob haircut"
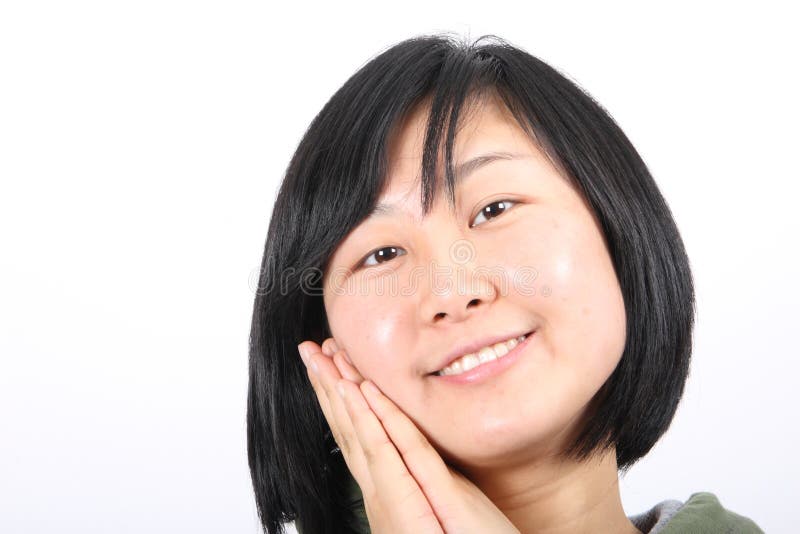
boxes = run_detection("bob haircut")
[247,33,695,534]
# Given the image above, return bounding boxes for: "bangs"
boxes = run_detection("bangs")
[373,37,554,221]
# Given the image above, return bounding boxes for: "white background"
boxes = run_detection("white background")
[1,2,797,533]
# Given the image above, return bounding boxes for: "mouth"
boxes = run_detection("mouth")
[429,329,536,377]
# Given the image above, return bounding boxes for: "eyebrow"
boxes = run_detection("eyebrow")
[368,151,521,218]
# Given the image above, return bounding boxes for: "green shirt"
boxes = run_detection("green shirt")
[631,492,764,534]
[297,476,764,533]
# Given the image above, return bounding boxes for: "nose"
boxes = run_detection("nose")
[417,236,498,325]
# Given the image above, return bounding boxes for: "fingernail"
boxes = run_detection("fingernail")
[297,343,309,365]
[336,380,345,399]
[329,339,339,353]
[310,356,319,375]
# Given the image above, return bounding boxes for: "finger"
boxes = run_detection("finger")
[298,342,340,446]
[321,337,339,357]
[299,343,350,450]
[333,350,364,383]
[359,380,459,516]
[306,369,376,501]
[303,345,375,496]
[337,378,443,532]
[299,342,354,461]
[322,337,356,366]
[319,338,361,382]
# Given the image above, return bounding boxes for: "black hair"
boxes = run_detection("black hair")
[247,32,695,534]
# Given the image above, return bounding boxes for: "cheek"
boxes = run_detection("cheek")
[325,294,416,380]
[500,210,626,374]
[540,217,627,380]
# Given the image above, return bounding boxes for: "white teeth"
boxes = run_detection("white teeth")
[436,333,528,376]
[492,342,509,358]
[477,347,497,364]
[460,354,480,372]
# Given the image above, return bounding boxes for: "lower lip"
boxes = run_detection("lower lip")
[431,330,535,385]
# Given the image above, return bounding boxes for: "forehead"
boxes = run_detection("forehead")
[375,92,538,216]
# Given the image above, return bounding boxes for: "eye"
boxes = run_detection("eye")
[470,199,518,228]
[356,246,407,270]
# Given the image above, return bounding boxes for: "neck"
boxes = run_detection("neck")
[459,447,642,534]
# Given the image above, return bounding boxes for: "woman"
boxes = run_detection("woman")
[247,34,764,533]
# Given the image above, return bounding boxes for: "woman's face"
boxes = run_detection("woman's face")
[322,94,627,470]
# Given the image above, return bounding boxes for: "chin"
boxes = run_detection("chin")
[435,425,539,468]
[434,410,573,471]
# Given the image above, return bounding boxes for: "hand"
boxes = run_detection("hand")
[297,337,521,534]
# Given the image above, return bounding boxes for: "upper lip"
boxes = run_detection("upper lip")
[429,328,535,374]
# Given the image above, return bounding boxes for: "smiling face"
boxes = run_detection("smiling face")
[322,92,627,470]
